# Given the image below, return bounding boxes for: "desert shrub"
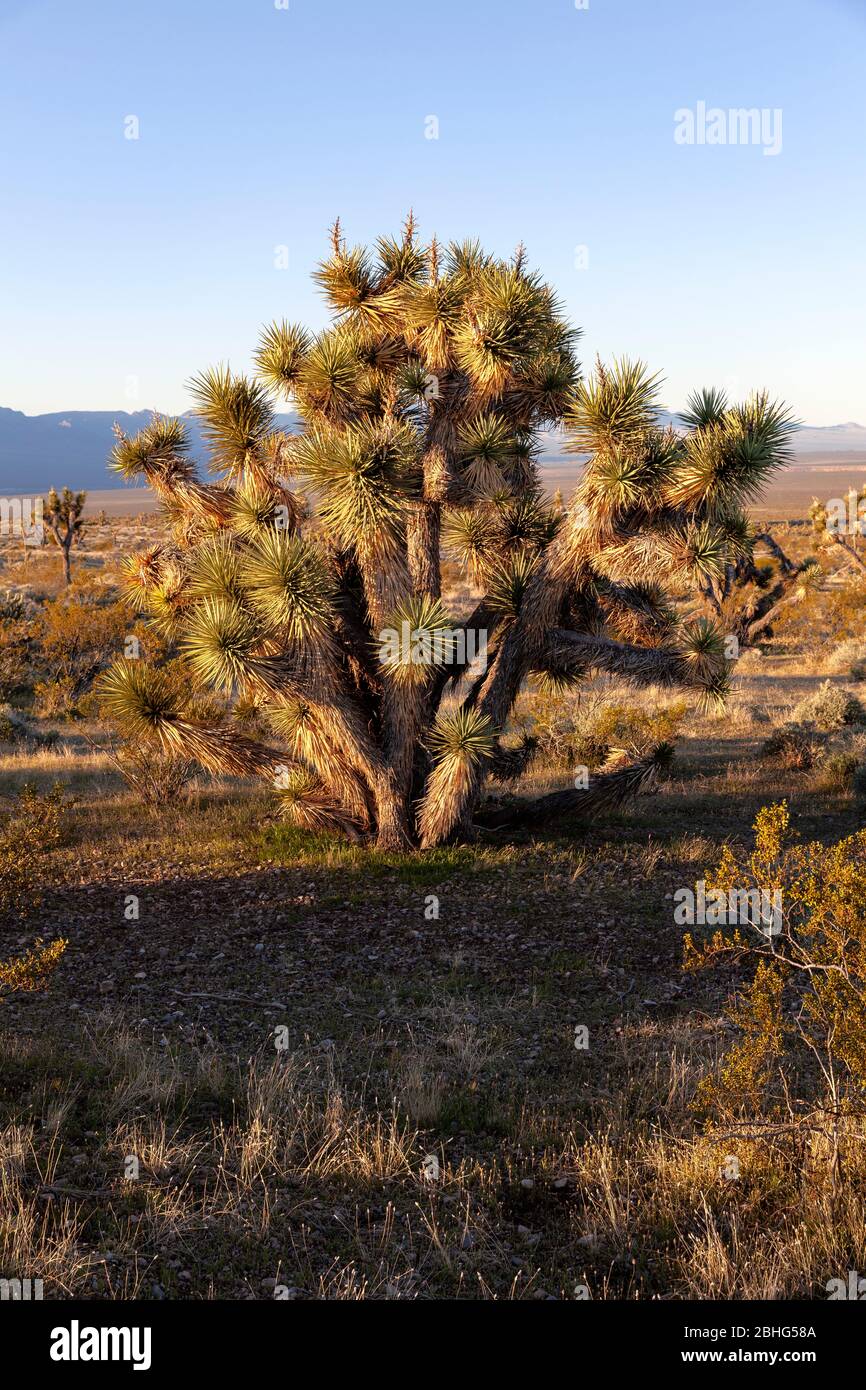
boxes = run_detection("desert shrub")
[686,804,866,1162]
[0,703,57,747]
[761,717,866,782]
[0,703,28,742]
[823,637,866,680]
[791,679,865,730]
[514,688,584,767]
[0,784,67,919]
[33,675,77,717]
[0,635,32,699]
[810,750,860,793]
[817,579,866,648]
[518,690,687,771]
[808,729,866,793]
[0,937,66,1000]
[733,648,764,674]
[758,725,816,770]
[32,584,136,717]
[0,592,39,700]
[110,743,196,807]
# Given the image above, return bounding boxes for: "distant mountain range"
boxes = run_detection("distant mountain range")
[0,408,300,493]
[0,406,863,493]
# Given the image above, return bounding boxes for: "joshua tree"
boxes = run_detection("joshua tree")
[44,486,86,586]
[687,453,820,648]
[101,221,794,849]
[720,548,822,648]
[809,491,866,575]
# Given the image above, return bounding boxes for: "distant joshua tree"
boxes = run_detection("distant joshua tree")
[685,433,821,647]
[101,219,794,849]
[44,486,86,585]
[809,489,866,575]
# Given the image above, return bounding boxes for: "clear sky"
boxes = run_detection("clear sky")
[1,0,863,424]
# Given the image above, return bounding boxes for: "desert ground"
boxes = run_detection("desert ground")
[2,489,866,1301]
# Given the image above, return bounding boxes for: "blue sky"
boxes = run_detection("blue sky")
[1,0,863,423]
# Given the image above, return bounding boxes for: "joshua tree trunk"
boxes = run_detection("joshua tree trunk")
[373,777,413,851]
[407,501,441,597]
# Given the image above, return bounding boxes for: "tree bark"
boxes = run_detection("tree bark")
[374,774,414,850]
[407,501,441,597]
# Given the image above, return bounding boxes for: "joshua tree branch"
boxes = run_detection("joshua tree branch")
[476,743,673,829]
[829,534,866,573]
[742,586,808,644]
[542,629,710,693]
[754,531,796,576]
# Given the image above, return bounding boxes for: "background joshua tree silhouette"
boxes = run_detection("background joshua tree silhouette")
[810,489,866,576]
[44,486,87,586]
[101,219,795,849]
